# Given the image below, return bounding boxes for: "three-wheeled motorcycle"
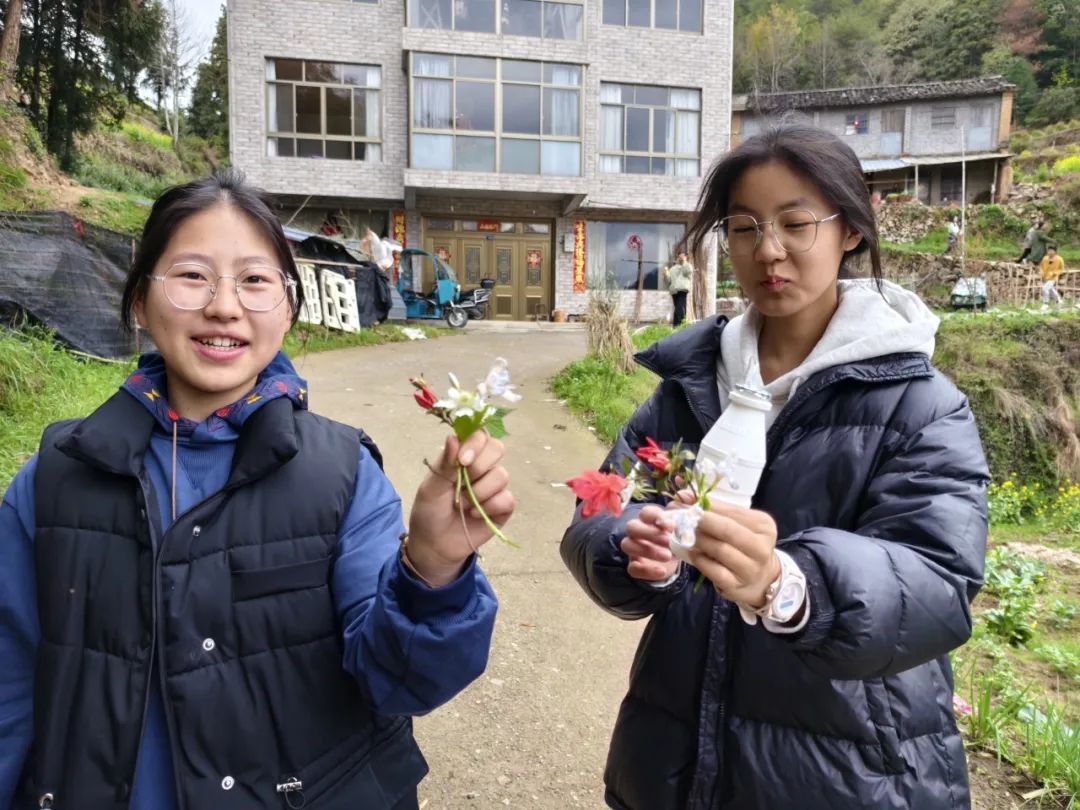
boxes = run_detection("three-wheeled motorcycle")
[397,248,470,328]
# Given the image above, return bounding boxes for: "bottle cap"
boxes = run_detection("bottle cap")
[729,385,773,412]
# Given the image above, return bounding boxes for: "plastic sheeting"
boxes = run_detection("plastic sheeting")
[0,211,138,359]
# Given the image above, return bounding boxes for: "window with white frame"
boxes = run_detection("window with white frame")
[602,0,701,32]
[410,53,582,176]
[409,0,583,39]
[266,59,382,161]
[599,83,700,176]
[931,106,957,129]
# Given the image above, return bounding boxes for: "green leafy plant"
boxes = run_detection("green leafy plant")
[1049,599,1079,629]
[982,547,1047,646]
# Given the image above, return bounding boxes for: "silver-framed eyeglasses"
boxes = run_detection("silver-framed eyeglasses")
[718,209,842,257]
[150,263,297,312]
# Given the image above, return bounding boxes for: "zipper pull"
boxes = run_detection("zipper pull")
[39,794,54,809]
[276,777,305,809]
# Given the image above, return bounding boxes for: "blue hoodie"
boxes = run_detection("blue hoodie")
[0,352,497,809]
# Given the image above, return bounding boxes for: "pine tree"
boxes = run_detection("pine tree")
[188,7,227,150]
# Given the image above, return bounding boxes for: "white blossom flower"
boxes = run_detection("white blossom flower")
[620,466,641,508]
[661,504,705,558]
[478,357,522,403]
[435,372,487,420]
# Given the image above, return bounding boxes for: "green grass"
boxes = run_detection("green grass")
[120,121,173,151]
[0,323,455,493]
[0,329,134,490]
[551,356,658,445]
[76,194,151,235]
[73,152,179,198]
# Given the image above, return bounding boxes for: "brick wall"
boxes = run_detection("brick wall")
[228,0,731,319]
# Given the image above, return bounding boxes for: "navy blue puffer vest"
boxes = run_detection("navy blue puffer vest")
[21,392,427,809]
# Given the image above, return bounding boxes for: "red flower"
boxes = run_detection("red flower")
[566,470,627,518]
[635,437,669,474]
[414,386,438,411]
[166,409,179,422]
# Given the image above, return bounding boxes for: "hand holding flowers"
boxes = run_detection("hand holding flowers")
[405,359,521,586]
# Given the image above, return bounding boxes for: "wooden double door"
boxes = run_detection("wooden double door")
[424,226,552,321]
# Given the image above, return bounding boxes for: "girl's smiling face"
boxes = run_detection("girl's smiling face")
[133,203,294,421]
[727,160,863,322]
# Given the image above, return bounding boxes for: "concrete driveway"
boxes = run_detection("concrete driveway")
[290,324,647,809]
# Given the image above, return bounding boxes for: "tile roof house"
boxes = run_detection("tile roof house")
[732,77,1016,205]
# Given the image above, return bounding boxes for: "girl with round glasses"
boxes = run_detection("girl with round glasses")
[562,124,988,809]
[0,170,513,809]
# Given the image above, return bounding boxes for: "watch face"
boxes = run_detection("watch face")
[772,580,806,623]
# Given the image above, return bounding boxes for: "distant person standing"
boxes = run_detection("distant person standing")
[1040,246,1066,312]
[664,252,694,327]
[944,215,961,255]
[1018,219,1043,263]
[1029,223,1056,267]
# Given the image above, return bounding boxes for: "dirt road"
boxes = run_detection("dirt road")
[291,325,643,809]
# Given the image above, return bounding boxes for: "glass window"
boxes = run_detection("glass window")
[679,0,701,31]
[542,141,580,176]
[456,0,496,31]
[524,223,550,234]
[503,60,542,83]
[503,85,541,134]
[603,0,625,25]
[502,139,541,173]
[931,106,957,129]
[600,82,701,176]
[410,54,582,176]
[272,59,302,81]
[626,107,650,151]
[602,0,702,32]
[456,81,495,132]
[412,134,453,169]
[266,59,382,162]
[845,113,868,135]
[628,0,650,26]
[296,87,321,134]
[457,57,496,79]
[411,0,452,28]
[456,137,496,171]
[589,221,687,290]
[655,0,677,28]
[504,0,542,36]
[544,3,583,39]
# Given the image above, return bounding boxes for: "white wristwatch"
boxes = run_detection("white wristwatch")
[737,549,808,630]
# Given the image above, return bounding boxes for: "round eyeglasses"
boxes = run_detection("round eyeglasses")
[718,209,842,257]
[150,263,297,312]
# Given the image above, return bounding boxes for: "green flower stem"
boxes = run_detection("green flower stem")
[459,463,520,549]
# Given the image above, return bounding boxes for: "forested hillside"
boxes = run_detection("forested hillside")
[733,0,1078,126]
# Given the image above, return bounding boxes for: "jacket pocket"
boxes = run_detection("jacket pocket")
[862,679,907,775]
[283,720,428,809]
[232,556,331,602]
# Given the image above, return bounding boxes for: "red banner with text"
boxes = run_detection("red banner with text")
[572,221,586,294]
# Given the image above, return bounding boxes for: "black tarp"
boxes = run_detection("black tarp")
[294,236,392,327]
[0,211,139,359]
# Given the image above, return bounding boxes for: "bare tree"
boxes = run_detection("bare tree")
[155,0,198,147]
[0,0,25,101]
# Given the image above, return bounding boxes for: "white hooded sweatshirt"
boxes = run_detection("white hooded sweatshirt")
[717,279,940,430]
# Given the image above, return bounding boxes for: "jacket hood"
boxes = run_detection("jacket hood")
[121,351,309,442]
[718,279,939,403]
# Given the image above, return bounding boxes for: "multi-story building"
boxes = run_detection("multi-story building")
[732,77,1015,206]
[227,0,732,321]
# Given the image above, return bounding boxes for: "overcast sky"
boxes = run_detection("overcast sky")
[182,0,226,61]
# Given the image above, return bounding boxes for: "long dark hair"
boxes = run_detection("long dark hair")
[121,169,303,333]
[685,122,881,283]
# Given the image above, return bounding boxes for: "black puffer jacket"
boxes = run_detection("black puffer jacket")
[561,317,989,810]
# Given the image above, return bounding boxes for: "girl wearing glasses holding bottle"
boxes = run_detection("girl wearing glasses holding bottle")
[0,171,512,810]
[562,123,988,809]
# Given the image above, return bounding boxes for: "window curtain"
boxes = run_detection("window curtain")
[544,2,582,38]
[366,67,382,88]
[586,222,609,288]
[414,56,453,130]
[599,84,621,104]
[366,90,381,137]
[600,106,622,150]
[669,88,700,110]
[546,88,579,137]
[675,111,699,156]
